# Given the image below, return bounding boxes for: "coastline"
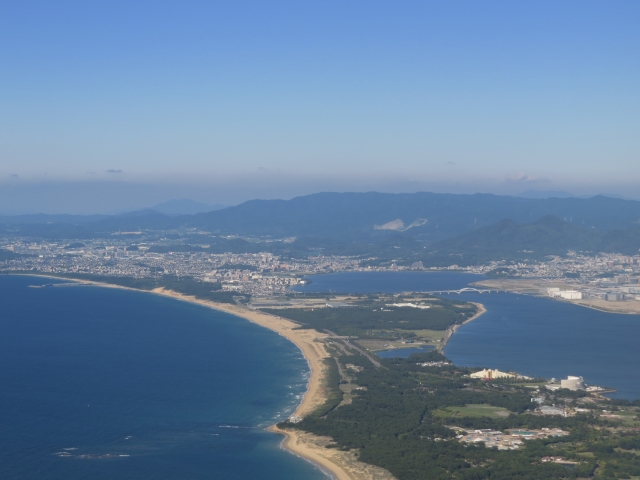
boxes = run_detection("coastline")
[473,278,640,316]
[149,288,332,420]
[438,302,486,352]
[148,289,395,479]
[16,274,373,480]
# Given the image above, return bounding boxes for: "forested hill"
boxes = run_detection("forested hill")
[183,192,640,238]
[3,192,640,243]
[422,215,640,265]
[426,215,598,263]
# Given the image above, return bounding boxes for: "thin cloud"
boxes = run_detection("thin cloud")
[106,169,123,174]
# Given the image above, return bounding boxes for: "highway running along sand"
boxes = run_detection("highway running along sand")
[149,288,395,480]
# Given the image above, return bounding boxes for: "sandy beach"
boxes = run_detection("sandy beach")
[148,288,397,479]
[267,427,396,480]
[149,288,332,418]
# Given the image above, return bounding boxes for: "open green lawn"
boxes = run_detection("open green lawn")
[432,404,512,418]
[358,329,448,352]
[611,409,640,426]
[406,329,448,342]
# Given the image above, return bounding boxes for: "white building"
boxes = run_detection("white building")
[470,369,516,379]
[559,290,582,300]
[560,376,585,391]
[548,288,582,300]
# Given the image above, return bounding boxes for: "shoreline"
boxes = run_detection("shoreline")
[472,279,640,316]
[438,302,486,352]
[148,287,332,421]
[14,273,363,480]
[134,288,395,479]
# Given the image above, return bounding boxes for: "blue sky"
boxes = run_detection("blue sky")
[1,1,639,212]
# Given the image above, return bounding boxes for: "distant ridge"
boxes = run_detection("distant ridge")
[516,190,574,199]
[180,192,640,238]
[2,192,640,248]
[149,199,227,215]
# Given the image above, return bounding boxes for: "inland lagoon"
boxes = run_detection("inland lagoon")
[296,271,640,399]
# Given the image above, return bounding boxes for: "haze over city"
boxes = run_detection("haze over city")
[1,1,639,213]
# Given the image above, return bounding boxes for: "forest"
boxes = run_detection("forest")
[262,297,477,338]
[281,350,640,479]
[270,292,640,480]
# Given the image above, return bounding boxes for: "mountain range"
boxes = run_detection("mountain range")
[2,192,640,264]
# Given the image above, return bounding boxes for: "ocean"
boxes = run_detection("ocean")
[0,275,327,479]
[7,270,640,478]
[295,271,640,399]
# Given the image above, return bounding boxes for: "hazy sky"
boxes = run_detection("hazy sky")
[1,1,639,213]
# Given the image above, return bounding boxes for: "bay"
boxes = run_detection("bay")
[444,291,640,400]
[0,275,327,479]
[296,271,640,399]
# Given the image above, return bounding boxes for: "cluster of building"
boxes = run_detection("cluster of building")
[3,232,567,296]
[3,235,640,300]
[547,282,640,302]
[468,369,610,394]
[449,427,569,450]
[0,238,361,295]
[544,375,612,394]
[490,253,640,302]
[416,361,451,367]
[491,252,640,280]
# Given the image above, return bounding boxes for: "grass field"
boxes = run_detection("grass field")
[609,409,640,426]
[406,329,448,342]
[433,404,512,418]
[357,338,430,352]
[357,329,448,352]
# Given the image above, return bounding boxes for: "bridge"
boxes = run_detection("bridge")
[425,287,500,294]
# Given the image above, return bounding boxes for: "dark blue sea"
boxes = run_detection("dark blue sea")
[296,271,640,400]
[0,275,327,479]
